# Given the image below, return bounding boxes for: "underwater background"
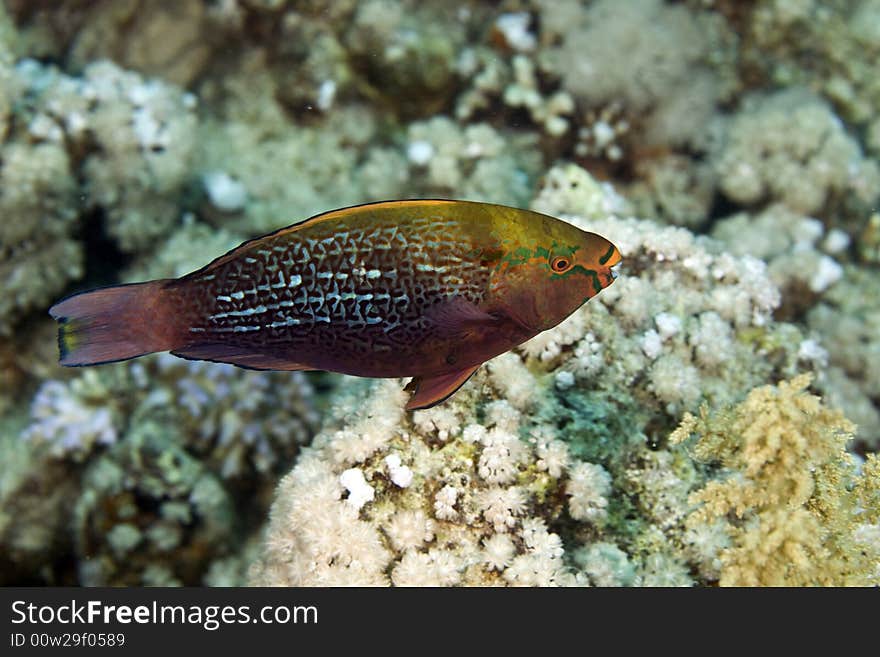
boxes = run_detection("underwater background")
[0,0,878,586]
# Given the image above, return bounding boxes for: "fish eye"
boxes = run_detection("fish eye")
[550,255,573,273]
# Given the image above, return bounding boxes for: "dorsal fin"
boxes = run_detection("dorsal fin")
[185,199,468,278]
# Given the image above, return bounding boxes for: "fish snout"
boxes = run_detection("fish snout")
[610,260,622,281]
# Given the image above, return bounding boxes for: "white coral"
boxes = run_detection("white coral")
[385,509,434,552]
[339,468,374,512]
[21,376,117,460]
[482,534,516,571]
[392,549,462,587]
[566,462,612,523]
[477,428,527,485]
[479,486,527,533]
[433,485,459,521]
[714,90,880,213]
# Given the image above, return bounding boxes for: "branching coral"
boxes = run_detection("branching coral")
[540,0,735,149]
[712,204,845,318]
[404,116,541,207]
[24,355,319,482]
[15,355,319,584]
[248,375,612,587]
[807,266,880,449]
[455,47,574,138]
[74,419,235,586]
[713,89,880,215]
[671,375,880,586]
[15,58,198,252]
[0,413,80,584]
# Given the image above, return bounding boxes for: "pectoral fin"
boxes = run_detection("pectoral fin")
[404,364,482,410]
[424,297,498,338]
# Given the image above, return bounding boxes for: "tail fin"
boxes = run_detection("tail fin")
[49,280,179,366]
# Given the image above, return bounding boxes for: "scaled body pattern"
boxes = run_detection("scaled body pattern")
[51,201,621,409]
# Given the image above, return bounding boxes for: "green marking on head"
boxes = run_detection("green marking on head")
[599,244,616,265]
[496,242,581,272]
[552,265,602,294]
[552,243,580,258]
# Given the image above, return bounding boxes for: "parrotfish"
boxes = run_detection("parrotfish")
[50,200,621,410]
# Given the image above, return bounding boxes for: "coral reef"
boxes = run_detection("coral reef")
[0,54,81,335]
[539,0,736,149]
[250,165,866,587]
[14,58,198,253]
[712,89,880,216]
[10,355,319,584]
[671,375,879,586]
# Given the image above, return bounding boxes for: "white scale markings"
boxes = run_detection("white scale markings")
[416,263,447,273]
[209,305,269,320]
[269,317,301,328]
[201,227,450,334]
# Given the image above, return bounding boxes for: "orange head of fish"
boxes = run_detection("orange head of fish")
[487,209,621,333]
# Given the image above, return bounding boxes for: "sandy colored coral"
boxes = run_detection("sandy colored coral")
[671,374,880,586]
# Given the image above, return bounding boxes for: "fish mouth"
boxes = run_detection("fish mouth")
[610,261,622,281]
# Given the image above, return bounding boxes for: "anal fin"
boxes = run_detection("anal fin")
[172,343,313,371]
[404,364,481,411]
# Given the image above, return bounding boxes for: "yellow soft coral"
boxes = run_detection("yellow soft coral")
[671,374,880,586]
